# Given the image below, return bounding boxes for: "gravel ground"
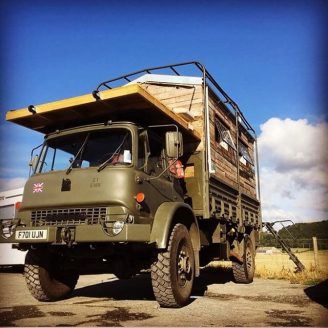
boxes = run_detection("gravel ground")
[0,267,327,327]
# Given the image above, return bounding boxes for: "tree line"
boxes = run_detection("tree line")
[260,220,328,249]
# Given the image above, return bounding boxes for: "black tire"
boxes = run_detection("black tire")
[24,250,79,301]
[232,236,255,284]
[151,223,195,308]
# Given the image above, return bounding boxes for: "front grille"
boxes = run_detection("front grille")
[31,207,107,226]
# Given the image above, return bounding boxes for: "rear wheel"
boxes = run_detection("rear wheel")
[151,223,195,308]
[24,250,79,301]
[232,236,255,283]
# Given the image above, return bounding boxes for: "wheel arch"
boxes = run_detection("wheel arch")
[150,201,200,277]
[150,202,200,252]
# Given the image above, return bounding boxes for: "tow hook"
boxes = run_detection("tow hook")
[60,227,75,246]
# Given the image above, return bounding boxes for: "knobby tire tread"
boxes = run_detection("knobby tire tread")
[232,237,255,284]
[24,264,51,301]
[24,250,78,301]
[232,261,250,284]
[151,224,181,308]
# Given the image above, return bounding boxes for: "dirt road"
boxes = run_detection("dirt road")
[0,268,327,326]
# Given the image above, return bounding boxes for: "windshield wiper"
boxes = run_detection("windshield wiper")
[66,133,90,175]
[97,133,129,172]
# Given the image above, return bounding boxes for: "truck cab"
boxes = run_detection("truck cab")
[21,121,186,242]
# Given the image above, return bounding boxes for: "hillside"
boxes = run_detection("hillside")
[260,220,328,248]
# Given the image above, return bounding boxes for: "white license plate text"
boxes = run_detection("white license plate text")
[15,229,48,240]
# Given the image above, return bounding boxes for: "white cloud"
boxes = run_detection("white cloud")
[258,118,328,223]
[0,178,26,192]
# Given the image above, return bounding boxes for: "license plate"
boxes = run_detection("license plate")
[15,229,48,240]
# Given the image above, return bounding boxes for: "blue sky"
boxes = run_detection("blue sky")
[0,0,327,221]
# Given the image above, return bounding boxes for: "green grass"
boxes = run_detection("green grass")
[255,250,328,284]
[207,250,328,284]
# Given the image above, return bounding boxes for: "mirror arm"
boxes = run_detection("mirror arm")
[145,158,178,182]
[29,143,43,177]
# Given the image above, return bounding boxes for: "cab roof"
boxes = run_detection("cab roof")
[6,84,200,140]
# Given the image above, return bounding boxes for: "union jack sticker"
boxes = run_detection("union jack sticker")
[33,182,44,193]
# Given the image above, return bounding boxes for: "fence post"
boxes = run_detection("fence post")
[312,237,319,270]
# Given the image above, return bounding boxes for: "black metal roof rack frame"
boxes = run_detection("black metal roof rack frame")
[95,61,255,136]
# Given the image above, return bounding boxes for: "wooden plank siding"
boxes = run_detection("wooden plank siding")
[140,83,204,141]
[208,93,257,198]
[140,82,257,200]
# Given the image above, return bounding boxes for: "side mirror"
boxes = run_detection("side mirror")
[165,131,183,158]
[29,155,39,172]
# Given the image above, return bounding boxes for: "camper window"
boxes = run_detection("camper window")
[214,117,236,151]
[238,141,253,166]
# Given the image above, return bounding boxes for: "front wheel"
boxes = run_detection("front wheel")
[232,236,255,283]
[151,223,195,308]
[24,250,79,301]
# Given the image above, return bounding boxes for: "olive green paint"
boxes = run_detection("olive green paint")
[149,202,198,249]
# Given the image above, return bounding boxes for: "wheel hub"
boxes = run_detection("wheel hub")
[178,249,191,281]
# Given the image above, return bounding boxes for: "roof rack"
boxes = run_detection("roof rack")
[95,61,256,136]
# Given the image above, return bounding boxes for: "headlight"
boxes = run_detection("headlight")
[112,221,124,235]
[1,219,16,239]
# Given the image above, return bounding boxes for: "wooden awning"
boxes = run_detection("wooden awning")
[6,84,200,140]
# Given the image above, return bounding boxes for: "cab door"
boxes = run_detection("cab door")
[136,129,181,217]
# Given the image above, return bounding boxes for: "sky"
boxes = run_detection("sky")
[0,0,327,223]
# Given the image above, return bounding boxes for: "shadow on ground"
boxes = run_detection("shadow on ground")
[73,273,155,301]
[0,265,24,274]
[193,266,234,296]
[73,267,234,301]
[304,279,328,309]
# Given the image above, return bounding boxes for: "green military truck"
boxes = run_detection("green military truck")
[0,62,261,307]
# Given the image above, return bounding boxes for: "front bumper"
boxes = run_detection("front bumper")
[0,223,151,244]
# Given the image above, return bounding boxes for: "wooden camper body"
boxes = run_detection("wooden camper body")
[138,75,260,228]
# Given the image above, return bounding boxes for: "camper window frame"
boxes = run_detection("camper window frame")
[214,116,236,152]
[238,140,254,166]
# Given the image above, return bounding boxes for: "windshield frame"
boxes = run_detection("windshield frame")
[33,124,136,175]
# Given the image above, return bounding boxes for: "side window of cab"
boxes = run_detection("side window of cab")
[147,131,164,175]
[138,130,164,175]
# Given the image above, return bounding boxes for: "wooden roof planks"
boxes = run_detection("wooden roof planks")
[6,84,201,140]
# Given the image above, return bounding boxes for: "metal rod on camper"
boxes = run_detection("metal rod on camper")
[254,136,261,203]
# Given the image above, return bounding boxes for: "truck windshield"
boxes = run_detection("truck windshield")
[37,128,132,173]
